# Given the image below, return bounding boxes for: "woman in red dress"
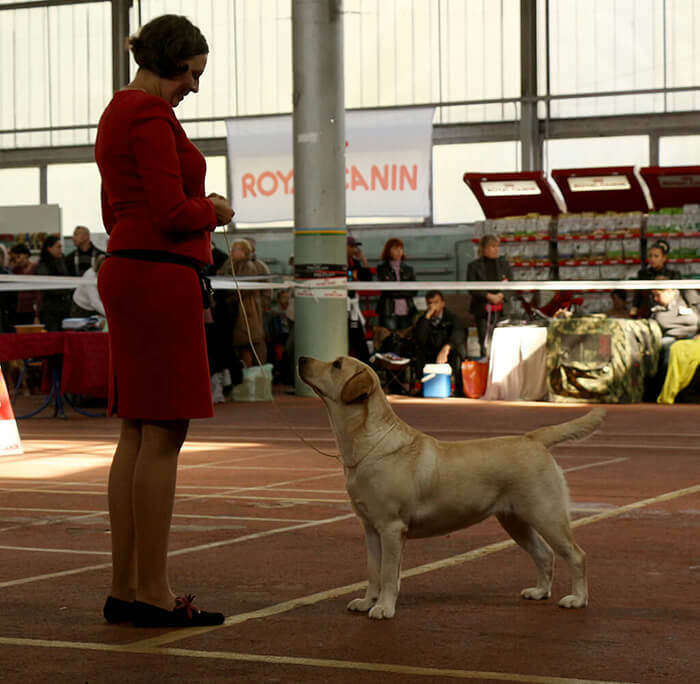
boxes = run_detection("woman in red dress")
[95,14,234,627]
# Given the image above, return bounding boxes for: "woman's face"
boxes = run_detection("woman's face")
[647,247,667,270]
[161,54,207,108]
[483,241,499,259]
[389,244,403,261]
[231,244,247,262]
[48,241,63,259]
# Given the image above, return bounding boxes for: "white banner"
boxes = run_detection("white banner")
[226,108,434,223]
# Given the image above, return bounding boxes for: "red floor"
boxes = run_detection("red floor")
[0,392,698,683]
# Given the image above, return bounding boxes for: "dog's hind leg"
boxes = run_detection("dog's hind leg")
[496,513,554,601]
[347,523,381,613]
[368,523,406,620]
[529,514,587,608]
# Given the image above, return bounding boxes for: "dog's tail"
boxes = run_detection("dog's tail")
[526,408,605,448]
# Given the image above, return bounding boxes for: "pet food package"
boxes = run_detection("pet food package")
[547,317,662,403]
[232,364,273,402]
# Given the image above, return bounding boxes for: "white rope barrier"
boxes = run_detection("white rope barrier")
[0,274,697,292]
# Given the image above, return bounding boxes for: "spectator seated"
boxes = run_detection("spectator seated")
[413,290,466,397]
[657,335,700,404]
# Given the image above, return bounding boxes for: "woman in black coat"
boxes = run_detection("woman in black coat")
[37,235,72,331]
[466,234,513,357]
[376,237,417,331]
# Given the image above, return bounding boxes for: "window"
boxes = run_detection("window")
[47,163,103,238]
[0,2,111,148]
[0,167,40,206]
[205,155,228,199]
[434,141,521,223]
[545,136,649,172]
[659,136,700,166]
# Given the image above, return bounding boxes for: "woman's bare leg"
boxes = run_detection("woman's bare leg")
[239,347,253,367]
[132,419,189,609]
[107,418,142,600]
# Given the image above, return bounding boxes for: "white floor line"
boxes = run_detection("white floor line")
[1,461,622,508]
[0,471,345,503]
[0,544,109,556]
[171,471,344,506]
[166,513,355,558]
[0,506,319,523]
[0,512,107,535]
[0,513,355,589]
[196,494,348,503]
[185,465,339,472]
[562,457,628,472]
[0,637,641,684]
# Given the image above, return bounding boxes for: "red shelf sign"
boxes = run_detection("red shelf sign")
[551,166,651,213]
[639,166,700,210]
[463,172,563,219]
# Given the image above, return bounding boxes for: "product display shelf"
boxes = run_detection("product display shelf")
[549,168,650,299]
[462,171,562,288]
[639,166,700,277]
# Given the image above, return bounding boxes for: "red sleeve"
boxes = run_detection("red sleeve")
[101,185,116,235]
[130,105,217,233]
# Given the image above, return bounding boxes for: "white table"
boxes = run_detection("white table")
[482,326,548,401]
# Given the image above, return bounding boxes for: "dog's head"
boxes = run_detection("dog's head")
[298,356,378,405]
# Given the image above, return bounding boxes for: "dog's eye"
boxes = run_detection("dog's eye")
[332,360,341,369]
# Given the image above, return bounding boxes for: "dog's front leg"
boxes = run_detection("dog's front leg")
[347,523,381,613]
[368,523,406,620]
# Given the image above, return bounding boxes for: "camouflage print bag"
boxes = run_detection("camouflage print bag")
[546,316,662,403]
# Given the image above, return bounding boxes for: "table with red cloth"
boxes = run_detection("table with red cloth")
[0,332,109,416]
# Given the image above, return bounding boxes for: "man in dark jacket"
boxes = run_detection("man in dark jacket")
[64,225,105,277]
[347,236,373,362]
[414,290,466,396]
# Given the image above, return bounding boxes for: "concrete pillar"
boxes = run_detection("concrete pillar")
[111,0,131,92]
[292,0,348,396]
[520,0,541,170]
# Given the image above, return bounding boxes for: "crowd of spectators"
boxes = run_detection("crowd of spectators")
[1,229,698,403]
[0,226,107,334]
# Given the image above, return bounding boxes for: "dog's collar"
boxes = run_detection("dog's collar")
[344,422,399,469]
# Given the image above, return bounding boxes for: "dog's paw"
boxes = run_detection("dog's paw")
[347,597,376,612]
[368,603,395,620]
[558,594,587,609]
[520,587,551,601]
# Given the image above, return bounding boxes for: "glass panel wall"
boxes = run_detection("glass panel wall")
[434,141,521,223]
[47,162,103,241]
[0,1,111,147]
[659,135,700,166]
[0,167,40,206]
[544,135,650,171]
[544,0,700,117]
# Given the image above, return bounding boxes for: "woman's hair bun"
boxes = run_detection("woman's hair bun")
[651,239,670,255]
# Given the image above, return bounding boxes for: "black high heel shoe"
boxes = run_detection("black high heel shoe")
[103,596,134,623]
[132,594,224,628]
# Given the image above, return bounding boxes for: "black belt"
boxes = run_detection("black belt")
[107,249,213,309]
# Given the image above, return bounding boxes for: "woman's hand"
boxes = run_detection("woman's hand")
[208,193,235,226]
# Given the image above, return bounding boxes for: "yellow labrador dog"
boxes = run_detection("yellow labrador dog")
[298,355,605,620]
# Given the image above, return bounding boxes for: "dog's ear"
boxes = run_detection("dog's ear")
[340,369,374,404]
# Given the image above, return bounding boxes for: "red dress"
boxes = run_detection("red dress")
[95,90,217,420]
